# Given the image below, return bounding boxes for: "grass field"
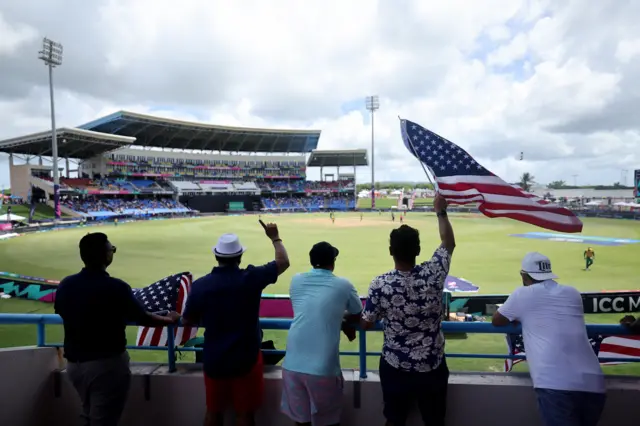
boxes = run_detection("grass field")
[1,211,639,374]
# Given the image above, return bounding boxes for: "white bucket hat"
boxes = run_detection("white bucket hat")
[521,252,558,281]
[213,233,246,258]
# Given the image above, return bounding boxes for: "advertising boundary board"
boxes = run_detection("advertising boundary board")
[1,273,639,315]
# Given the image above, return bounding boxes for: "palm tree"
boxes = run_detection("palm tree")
[519,172,535,192]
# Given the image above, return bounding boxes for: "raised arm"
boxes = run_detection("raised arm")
[434,194,455,254]
[260,219,290,275]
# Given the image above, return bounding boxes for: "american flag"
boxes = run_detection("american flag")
[399,119,583,233]
[133,272,197,347]
[504,333,640,372]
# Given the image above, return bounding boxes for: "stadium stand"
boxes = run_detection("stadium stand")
[0,111,367,217]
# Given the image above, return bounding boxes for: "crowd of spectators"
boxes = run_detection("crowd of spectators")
[106,154,306,180]
[41,174,355,196]
[261,196,355,210]
[64,197,187,215]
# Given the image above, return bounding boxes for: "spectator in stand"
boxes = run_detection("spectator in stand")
[182,221,290,426]
[55,233,181,425]
[492,252,606,426]
[361,194,455,426]
[620,315,640,333]
[281,242,362,426]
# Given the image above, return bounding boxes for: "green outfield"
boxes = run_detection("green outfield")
[1,212,639,374]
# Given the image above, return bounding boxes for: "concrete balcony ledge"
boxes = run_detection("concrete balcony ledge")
[1,347,639,426]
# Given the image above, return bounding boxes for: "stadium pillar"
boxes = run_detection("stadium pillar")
[353,154,357,209]
[65,158,70,178]
[8,153,13,167]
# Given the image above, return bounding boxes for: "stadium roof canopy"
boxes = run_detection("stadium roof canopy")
[306,149,369,167]
[0,128,135,159]
[78,111,321,153]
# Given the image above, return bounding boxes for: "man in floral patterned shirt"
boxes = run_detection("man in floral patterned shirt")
[361,194,455,426]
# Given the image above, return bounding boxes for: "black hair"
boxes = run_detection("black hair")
[390,225,420,263]
[215,254,242,266]
[523,273,544,284]
[79,232,109,267]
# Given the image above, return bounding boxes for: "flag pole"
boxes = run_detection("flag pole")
[398,116,439,191]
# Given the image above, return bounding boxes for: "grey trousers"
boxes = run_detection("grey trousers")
[66,352,131,426]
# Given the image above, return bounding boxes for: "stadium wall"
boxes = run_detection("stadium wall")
[8,164,32,201]
[3,272,640,315]
[179,194,262,213]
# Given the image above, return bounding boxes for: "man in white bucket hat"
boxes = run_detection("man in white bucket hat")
[183,219,290,426]
[492,252,605,426]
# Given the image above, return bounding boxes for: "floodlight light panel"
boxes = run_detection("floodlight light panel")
[365,95,380,111]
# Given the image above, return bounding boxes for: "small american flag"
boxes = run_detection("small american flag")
[133,272,197,347]
[399,119,583,233]
[504,333,640,372]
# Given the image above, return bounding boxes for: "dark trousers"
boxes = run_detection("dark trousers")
[379,356,449,426]
[535,388,606,426]
[66,352,132,426]
[586,258,594,269]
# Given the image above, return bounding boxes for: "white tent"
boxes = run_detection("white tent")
[0,213,26,222]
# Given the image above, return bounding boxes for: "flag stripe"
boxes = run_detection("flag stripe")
[504,334,640,372]
[599,343,640,358]
[399,120,583,233]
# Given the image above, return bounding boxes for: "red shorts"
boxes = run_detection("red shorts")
[204,352,264,413]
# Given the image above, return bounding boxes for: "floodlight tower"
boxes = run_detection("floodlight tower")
[365,95,380,209]
[38,38,63,220]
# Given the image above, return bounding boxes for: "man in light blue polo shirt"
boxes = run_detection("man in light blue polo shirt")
[281,241,362,426]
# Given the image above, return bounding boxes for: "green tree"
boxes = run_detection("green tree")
[547,180,566,189]
[519,172,535,192]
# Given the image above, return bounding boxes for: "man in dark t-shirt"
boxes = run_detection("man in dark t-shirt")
[55,233,180,425]
[183,221,290,426]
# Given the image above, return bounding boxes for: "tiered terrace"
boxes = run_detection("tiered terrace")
[0,315,637,426]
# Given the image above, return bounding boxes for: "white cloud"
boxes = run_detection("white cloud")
[0,12,37,56]
[0,0,639,189]
[616,39,640,64]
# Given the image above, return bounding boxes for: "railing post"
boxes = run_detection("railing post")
[358,329,367,379]
[37,321,46,347]
[167,326,176,373]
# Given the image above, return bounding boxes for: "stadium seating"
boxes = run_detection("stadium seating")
[169,181,202,192]
[63,197,189,218]
[198,181,234,192]
[106,153,306,180]
[261,196,354,211]
[233,181,259,191]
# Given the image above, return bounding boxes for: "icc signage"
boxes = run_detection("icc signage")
[590,295,640,313]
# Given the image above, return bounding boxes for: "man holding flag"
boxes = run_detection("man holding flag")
[399,119,583,233]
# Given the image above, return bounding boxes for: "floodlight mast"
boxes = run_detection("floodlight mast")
[38,38,63,220]
[365,95,379,209]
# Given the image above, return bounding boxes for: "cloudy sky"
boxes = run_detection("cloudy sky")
[0,0,638,188]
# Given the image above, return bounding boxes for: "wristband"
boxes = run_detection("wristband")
[436,210,447,217]
[272,238,282,243]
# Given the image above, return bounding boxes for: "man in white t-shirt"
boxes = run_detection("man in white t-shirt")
[492,252,606,426]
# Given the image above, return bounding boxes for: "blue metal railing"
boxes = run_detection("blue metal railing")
[0,314,636,379]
